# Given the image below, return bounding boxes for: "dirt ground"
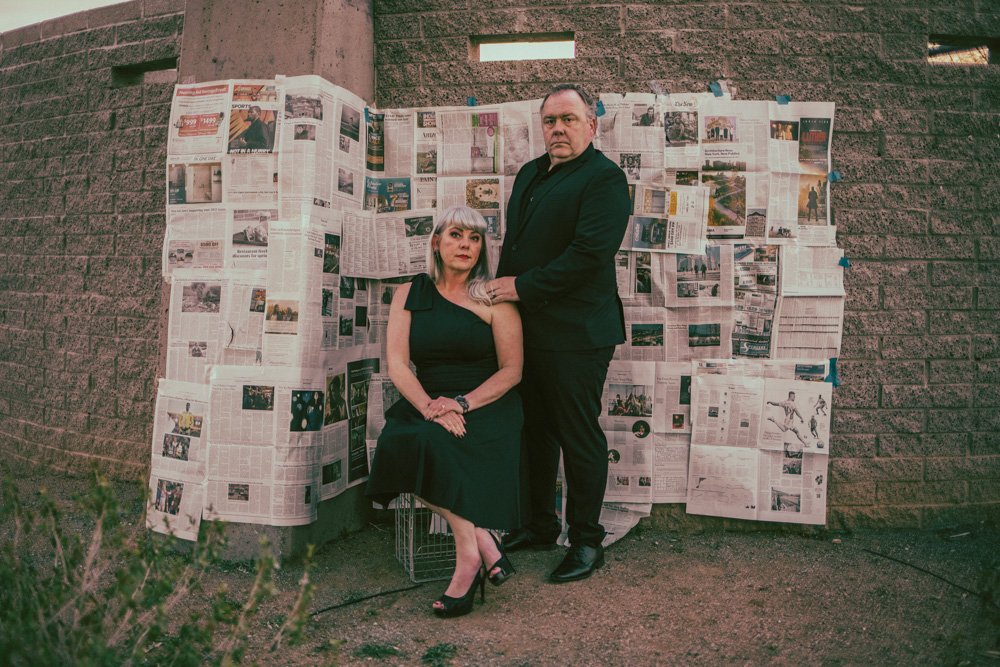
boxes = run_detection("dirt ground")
[6,472,1000,666]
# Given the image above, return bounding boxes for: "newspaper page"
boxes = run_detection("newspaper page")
[499,99,536,178]
[219,269,266,359]
[768,102,836,177]
[652,432,690,503]
[163,205,226,276]
[767,172,833,246]
[146,379,210,540]
[165,269,224,383]
[700,98,770,172]
[757,450,828,524]
[772,296,845,360]
[167,81,230,156]
[618,306,666,362]
[346,353,381,485]
[225,152,278,205]
[341,208,435,278]
[596,93,665,182]
[380,109,415,177]
[654,361,693,433]
[732,243,779,358]
[662,92,706,171]
[664,244,735,308]
[686,444,758,520]
[600,361,656,503]
[436,106,503,175]
[278,74,336,215]
[557,499,652,548]
[624,185,709,254]
[225,205,277,270]
[332,87,368,207]
[690,372,766,448]
[262,220,325,368]
[779,245,845,296]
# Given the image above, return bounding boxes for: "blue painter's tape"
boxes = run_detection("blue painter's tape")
[467,96,477,107]
[775,94,791,105]
[825,358,841,387]
[364,107,370,122]
[596,100,606,117]
[709,81,723,97]
[828,170,842,183]
[838,256,851,269]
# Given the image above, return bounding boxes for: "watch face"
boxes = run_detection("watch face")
[455,395,469,413]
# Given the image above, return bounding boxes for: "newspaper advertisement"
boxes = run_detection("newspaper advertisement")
[163,205,226,276]
[772,296,845,360]
[167,81,229,156]
[341,209,435,278]
[147,379,210,540]
[165,270,224,383]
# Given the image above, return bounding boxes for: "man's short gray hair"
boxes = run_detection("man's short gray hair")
[540,83,597,120]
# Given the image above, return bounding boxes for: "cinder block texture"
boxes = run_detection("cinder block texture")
[374,1,1000,529]
[0,0,184,476]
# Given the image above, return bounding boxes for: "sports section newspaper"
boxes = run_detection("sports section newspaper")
[149,75,842,542]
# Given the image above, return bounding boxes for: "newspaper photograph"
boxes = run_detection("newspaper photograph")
[618,306,666,362]
[703,170,769,241]
[228,80,279,154]
[168,155,223,207]
[767,172,834,246]
[759,378,832,454]
[664,244,735,307]
[332,89,367,206]
[146,473,204,541]
[167,81,230,155]
[149,379,209,489]
[225,206,276,270]
[662,93,705,170]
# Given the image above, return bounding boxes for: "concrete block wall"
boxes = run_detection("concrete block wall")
[373,0,1000,529]
[0,0,185,478]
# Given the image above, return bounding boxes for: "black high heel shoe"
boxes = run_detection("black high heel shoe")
[485,531,516,586]
[433,568,485,618]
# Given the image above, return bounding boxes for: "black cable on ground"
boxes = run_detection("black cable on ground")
[311,582,424,616]
[856,545,1000,611]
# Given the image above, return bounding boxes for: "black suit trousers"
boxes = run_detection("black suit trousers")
[519,345,614,547]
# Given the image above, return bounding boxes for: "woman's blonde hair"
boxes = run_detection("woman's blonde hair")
[427,206,494,306]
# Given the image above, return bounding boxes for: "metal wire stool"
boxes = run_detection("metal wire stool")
[394,494,456,583]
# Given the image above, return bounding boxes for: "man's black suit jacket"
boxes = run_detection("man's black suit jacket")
[497,143,631,351]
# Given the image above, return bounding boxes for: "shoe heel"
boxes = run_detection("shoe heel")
[486,531,516,587]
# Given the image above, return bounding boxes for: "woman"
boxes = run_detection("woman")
[366,206,523,618]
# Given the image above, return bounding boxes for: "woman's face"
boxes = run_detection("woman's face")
[434,224,482,272]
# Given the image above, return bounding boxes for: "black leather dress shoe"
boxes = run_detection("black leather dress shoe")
[549,544,604,583]
[501,527,557,552]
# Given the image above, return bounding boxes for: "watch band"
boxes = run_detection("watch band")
[454,395,469,414]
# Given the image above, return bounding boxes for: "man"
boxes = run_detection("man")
[486,84,630,583]
[767,391,808,446]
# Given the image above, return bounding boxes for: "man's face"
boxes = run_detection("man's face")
[540,90,596,167]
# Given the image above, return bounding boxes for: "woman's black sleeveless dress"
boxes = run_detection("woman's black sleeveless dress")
[366,274,522,529]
